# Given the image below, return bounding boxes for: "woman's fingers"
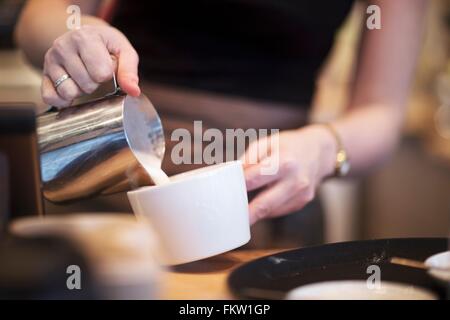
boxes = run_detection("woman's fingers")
[43,42,83,106]
[240,135,270,169]
[101,27,140,96]
[41,75,71,107]
[41,25,141,107]
[249,177,314,225]
[242,129,325,224]
[241,134,282,191]
[77,33,115,85]
[63,53,99,95]
[116,43,140,96]
[248,181,292,225]
[45,63,83,105]
[244,155,281,191]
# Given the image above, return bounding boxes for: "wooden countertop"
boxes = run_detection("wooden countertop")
[161,249,283,300]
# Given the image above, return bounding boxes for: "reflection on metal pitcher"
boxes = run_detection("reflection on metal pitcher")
[37,92,165,203]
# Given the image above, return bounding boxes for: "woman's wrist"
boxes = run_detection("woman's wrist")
[304,124,339,180]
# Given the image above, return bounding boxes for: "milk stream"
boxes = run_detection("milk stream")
[144,166,171,186]
[134,150,171,185]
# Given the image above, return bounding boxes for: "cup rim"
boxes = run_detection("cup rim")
[127,160,243,196]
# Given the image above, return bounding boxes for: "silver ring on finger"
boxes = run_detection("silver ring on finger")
[54,74,71,89]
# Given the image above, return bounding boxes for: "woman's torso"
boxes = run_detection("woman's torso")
[112,0,354,107]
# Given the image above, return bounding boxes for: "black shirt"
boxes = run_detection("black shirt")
[112,0,354,107]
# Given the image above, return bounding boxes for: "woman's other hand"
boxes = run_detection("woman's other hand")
[241,125,337,225]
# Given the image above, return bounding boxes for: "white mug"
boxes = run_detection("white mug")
[127,160,251,265]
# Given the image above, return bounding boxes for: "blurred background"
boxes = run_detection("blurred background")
[0,0,449,243]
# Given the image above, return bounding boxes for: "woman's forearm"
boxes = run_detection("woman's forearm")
[15,0,106,68]
[327,0,427,176]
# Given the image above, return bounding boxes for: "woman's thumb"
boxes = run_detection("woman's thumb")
[116,46,140,96]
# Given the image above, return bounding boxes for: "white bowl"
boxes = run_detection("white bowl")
[127,161,251,265]
[425,251,450,284]
[286,280,437,300]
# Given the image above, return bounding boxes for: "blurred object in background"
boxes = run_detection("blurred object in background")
[0,0,44,113]
[0,235,96,300]
[428,61,450,162]
[0,0,25,49]
[412,0,450,166]
[11,214,164,299]
[434,72,450,141]
[0,51,44,113]
[0,152,9,234]
[0,105,44,220]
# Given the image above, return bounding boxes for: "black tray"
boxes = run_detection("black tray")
[228,238,449,299]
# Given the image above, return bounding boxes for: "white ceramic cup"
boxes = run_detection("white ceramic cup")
[127,160,251,265]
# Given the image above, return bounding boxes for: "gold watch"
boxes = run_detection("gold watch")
[323,124,351,177]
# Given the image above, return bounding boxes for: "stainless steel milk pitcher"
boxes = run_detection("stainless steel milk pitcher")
[37,76,165,203]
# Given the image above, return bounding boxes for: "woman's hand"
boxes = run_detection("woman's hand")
[42,25,140,107]
[241,125,337,225]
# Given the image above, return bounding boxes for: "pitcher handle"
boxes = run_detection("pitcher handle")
[105,56,122,97]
